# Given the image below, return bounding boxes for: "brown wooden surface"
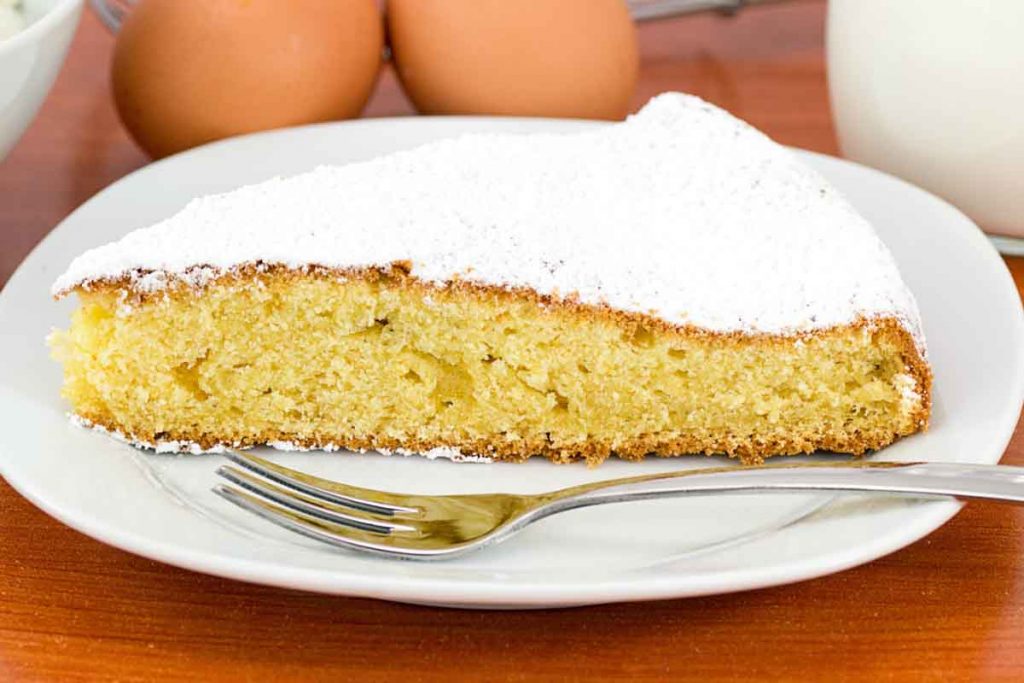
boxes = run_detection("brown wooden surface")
[2,2,1023,681]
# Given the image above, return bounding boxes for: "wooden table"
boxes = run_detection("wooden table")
[2,2,1022,680]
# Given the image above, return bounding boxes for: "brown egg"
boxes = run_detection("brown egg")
[113,0,383,158]
[387,0,638,120]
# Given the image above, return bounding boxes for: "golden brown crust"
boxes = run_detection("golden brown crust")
[72,410,921,467]
[61,262,932,465]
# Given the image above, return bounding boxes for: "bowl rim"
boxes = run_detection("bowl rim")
[0,0,84,55]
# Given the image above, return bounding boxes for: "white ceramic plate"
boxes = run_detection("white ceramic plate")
[1,118,1022,609]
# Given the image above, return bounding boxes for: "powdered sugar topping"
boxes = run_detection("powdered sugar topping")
[52,93,925,347]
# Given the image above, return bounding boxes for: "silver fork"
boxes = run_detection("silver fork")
[213,451,1024,560]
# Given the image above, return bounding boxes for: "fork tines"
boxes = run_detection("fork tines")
[213,450,431,557]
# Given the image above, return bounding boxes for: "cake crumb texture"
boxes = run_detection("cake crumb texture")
[50,269,930,465]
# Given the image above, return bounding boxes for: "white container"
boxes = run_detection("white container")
[0,0,84,161]
[827,0,1024,243]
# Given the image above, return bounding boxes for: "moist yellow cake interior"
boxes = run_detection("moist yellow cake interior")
[50,269,928,464]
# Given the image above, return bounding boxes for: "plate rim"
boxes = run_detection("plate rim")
[2,115,1022,608]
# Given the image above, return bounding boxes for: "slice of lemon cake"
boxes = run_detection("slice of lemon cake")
[50,93,930,465]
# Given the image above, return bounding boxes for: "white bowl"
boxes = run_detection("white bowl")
[0,0,84,161]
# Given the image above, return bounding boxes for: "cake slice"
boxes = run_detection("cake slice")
[50,93,930,465]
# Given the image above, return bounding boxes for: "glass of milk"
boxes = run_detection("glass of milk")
[827,0,1024,253]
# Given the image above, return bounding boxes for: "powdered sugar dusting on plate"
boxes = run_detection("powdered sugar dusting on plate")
[51,93,925,349]
[69,415,492,462]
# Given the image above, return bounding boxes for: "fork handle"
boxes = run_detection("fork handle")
[543,462,1024,512]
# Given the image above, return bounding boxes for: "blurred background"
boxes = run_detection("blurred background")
[2,0,1022,284]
